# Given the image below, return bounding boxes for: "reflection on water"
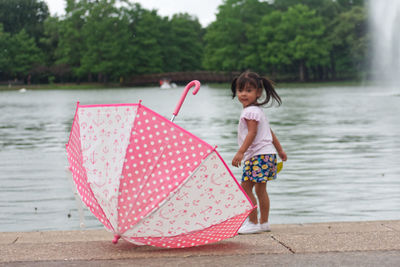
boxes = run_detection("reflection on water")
[0,85,399,232]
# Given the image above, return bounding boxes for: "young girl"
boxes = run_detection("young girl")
[231,71,287,234]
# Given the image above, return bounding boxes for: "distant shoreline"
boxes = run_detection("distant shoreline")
[0,80,368,91]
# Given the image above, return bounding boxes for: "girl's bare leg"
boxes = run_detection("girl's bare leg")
[241,180,258,224]
[255,183,269,224]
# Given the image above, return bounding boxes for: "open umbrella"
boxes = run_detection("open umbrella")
[66,81,255,248]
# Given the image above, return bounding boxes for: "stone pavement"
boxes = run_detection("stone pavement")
[1,220,400,266]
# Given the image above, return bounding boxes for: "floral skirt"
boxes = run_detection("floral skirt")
[242,154,277,183]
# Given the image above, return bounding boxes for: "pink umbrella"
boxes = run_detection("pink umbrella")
[66,81,254,248]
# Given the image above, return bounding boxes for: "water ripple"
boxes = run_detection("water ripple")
[0,85,399,231]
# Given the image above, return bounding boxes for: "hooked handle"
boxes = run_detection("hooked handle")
[112,234,121,244]
[172,80,201,117]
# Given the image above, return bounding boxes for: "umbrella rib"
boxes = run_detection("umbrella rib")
[124,150,253,239]
[127,210,253,248]
[124,147,214,234]
[124,141,168,224]
[68,110,115,232]
[122,104,216,233]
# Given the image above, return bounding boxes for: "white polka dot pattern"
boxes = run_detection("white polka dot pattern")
[118,105,213,233]
[66,103,255,248]
[124,211,252,248]
[124,151,253,238]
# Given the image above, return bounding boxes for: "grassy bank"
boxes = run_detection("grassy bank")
[1,80,368,91]
[208,80,366,89]
[0,83,122,91]
[277,80,367,88]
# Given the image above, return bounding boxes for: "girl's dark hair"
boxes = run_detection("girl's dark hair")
[231,71,282,106]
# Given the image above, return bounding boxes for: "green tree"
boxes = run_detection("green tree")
[40,17,61,66]
[203,0,245,71]
[203,0,271,71]
[7,29,43,79]
[157,16,181,72]
[56,0,87,81]
[39,16,71,82]
[0,24,10,79]
[127,7,164,74]
[327,6,369,79]
[79,0,134,82]
[257,10,290,75]
[0,0,49,40]
[164,13,204,72]
[335,0,365,10]
[237,0,274,71]
[272,0,340,22]
[259,4,329,81]
[272,0,366,80]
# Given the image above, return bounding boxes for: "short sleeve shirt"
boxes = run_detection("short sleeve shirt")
[238,106,276,161]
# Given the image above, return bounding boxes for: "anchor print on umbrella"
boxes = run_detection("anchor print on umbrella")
[66,80,255,248]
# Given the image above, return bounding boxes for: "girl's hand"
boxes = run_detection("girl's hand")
[232,151,244,167]
[278,150,287,161]
[271,130,287,161]
[233,119,257,168]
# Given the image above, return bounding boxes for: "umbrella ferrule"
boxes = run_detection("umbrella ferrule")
[112,234,121,244]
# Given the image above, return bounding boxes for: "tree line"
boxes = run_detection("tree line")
[0,0,368,84]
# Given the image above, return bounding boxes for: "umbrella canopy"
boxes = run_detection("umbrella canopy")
[66,82,254,248]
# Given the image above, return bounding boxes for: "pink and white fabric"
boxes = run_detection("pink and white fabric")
[66,102,254,248]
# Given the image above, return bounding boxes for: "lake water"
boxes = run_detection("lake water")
[1,84,399,232]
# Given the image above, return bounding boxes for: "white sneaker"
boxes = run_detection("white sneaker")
[260,222,271,232]
[238,220,261,234]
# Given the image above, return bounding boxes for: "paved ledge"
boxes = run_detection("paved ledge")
[1,220,400,266]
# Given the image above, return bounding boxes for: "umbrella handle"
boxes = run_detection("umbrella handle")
[171,80,201,121]
[112,234,121,244]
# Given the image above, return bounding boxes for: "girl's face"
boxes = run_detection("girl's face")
[236,83,261,108]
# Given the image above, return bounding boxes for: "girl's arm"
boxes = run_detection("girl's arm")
[232,119,258,167]
[271,130,287,161]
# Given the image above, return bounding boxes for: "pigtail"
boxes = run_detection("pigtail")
[231,77,238,98]
[231,71,282,106]
[259,77,282,106]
